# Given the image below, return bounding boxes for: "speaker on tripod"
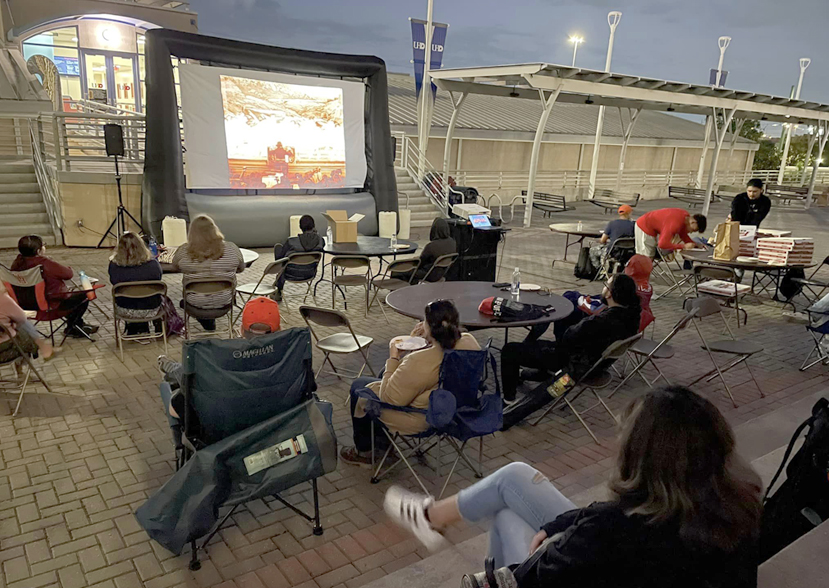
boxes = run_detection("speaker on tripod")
[97,123,145,248]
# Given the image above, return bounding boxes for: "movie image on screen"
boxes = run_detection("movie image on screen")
[220,76,347,189]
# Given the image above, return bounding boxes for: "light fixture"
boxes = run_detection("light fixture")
[99,26,122,48]
[509,86,519,97]
[569,35,584,44]
[761,115,768,121]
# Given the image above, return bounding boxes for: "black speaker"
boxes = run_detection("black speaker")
[104,124,125,157]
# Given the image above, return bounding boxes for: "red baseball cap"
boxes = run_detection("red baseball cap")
[242,296,281,338]
[478,296,495,315]
[618,205,633,215]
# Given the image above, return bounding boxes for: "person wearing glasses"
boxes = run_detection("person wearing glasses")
[340,299,480,466]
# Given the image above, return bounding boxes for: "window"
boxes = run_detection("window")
[23,27,81,104]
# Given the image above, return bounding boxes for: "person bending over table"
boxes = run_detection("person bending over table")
[501,274,640,412]
[171,215,244,332]
[340,299,480,466]
[588,204,635,269]
[634,208,706,258]
[11,235,98,339]
[109,232,163,336]
[383,386,762,588]
[728,178,771,228]
[272,214,324,301]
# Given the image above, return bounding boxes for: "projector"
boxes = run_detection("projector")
[452,203,491,219]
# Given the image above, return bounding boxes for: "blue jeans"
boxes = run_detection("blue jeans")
[456,462,576,568]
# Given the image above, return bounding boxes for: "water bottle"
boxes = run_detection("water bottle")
[577,220,583,231]
[79,270,94,301]
[326,225,333,245]
[390,232,397,249]
[148,235,158,258]
[510,267,520,297]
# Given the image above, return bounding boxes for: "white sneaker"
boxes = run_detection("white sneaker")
[383,486,446,551]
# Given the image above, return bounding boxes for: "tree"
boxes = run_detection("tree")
[753,139,780,170]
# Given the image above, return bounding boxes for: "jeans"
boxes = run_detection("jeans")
[457,462,576,568]
[349,377,389,453]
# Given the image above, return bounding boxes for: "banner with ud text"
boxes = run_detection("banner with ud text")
[410,19,448,101]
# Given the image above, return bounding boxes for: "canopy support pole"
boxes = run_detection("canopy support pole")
[725,118,745,184]
[615,107,642,191]
[702,106,737,217]
[587,106,606,200]
[695,115,713,188]
[806,122,829,209]
[523,85,563,228]
[800,129,819,186]
[442,91,467,199]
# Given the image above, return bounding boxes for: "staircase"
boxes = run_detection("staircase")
[0,159,56,249]
[395,167,442,230]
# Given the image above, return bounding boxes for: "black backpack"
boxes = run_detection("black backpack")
[574,247,596,280]
[483,297,555,323]
[760,397,829,562]
[777,268,805,302]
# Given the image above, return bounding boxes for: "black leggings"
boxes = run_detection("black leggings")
[57,293,90,330]
[350,377,390,453]
[500,340,568,401]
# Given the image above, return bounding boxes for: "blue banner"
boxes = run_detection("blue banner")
[411,19,448,101]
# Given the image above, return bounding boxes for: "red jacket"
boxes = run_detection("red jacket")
[11,254,74,305]
[635,208,693,251]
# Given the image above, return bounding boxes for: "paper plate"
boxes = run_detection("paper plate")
[394,244,411,250]
[736,256,760,263]
[520,283,541,291]
[394,336,427,351]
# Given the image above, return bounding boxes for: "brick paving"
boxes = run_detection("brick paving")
[1,198,828,588]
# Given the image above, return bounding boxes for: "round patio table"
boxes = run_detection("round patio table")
[549,222,605,261]
[160,247,259,273]
[385,281,573,330]
[315,236,418,294]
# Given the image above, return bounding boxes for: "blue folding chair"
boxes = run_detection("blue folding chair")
[801,307,829,371]
[356,345,501,498]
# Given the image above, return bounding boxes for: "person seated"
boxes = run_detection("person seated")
[729,178,771,228]
[0,283,55,378]
[171,215,244,331]
[500,274,641,409]
[340,299,480,466]
[108,232,163,336]
[589,204,635,269]
[273,214,325,301]
[383,385,762,588]
[11,235,98,339]
[634,208,707,258]
[406,218,456,283]
[624,254,655,332]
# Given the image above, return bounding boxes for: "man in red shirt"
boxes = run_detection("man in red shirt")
[11,235,98,339]
[634,208,707,258]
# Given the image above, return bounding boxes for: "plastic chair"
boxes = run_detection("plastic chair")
[281,251,322,308]
[299,305,374,380]
[181,277,235,340]
[369,258,421,323]
[0,265,91,344]
[331,256,371,316]
[683,297,765,406]
[800,306,829,371]
[112,280,168,361]
[356,345,501,498]
[693,265,749,327]
[419,253,459,283]
[531,333,643,443]
[0,323,54,416]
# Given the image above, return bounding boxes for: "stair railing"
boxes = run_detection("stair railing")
[396,133,450,216]
[28,118,63,236]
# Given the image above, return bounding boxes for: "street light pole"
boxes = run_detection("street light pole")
[417,0,435,181]
[777,57,810,184]
[569,36,583,67]
[587,11,621,200]
[714,36,730,87]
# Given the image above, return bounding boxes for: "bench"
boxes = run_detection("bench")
[587,189,641,214]
[668,186,708,207]
[765,183,810,206]
[521,190,572,217]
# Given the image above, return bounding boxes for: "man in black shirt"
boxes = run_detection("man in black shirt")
[729,178,771,227]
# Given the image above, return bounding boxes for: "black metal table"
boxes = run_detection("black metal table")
[314,236,418,295]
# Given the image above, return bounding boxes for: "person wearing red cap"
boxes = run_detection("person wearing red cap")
[634,208,707,258]
[589,205,636,269]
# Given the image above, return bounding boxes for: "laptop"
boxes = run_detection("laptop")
[469,214,492,228]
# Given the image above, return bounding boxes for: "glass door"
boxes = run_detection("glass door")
[112,56,138,113]
[83,53,109,105]
[82,52,140,112]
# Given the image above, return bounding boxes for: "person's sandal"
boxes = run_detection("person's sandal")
[383,486,446,551]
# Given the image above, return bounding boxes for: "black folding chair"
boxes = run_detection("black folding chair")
[801,306,829,372]
[369,258,421,323]
[693,265,749,327]
[792,255,829,305]
[419,253,459,283]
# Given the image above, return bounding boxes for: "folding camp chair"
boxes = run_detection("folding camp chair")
[300,306,374,380]
[0,324,54,416]
[0,265,92,345]
[531,333,642,443]
[181,277,235,340]
[368,258,421,323]
[683,297,765,406]
[419,253,459,283]
[135,328,337,571]
[113,281,168,361]
[609,308,699,397]
[800,306,829,371]
[694,265,749,327]
[356,345,501,498]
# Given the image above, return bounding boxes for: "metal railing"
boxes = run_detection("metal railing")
[45,111,146,172]
[395,132,450,215]
[28,119,63,234]
[68,98,141,118]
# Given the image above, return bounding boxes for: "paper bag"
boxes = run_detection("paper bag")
[713,221,740,261]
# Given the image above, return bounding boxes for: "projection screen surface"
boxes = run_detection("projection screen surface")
[179,64,367,190]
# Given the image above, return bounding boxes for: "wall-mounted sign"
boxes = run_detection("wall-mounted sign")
[88,87,107,102]
[53,56,80,76]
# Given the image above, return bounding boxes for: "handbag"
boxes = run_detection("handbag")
[161,294,185,335]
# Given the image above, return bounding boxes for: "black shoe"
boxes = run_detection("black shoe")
[274,289,283,302]
[79,324,99,334]
[519,368,549,382]
[65,325,92,339]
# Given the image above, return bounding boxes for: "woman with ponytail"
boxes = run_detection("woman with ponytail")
[340,299,480,466]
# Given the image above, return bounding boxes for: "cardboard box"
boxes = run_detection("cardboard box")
[321,210,365,243]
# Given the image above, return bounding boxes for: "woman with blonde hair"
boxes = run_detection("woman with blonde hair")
[171,215,244,331]
[109,232,163,336]
[384,386,762,588]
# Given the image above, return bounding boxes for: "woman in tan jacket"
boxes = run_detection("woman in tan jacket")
[340,299,480,466]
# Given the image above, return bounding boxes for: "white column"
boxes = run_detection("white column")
[442,92,467,194]
[695,115,713,188]
[615,107,641,191]
[703,106,738,217]
[807,123,829,209]
[587,11,622,200]
[800,127,819,186]
[725,118,745,183]
[523,86,564,227]
[669,146,678,184]
[777,58,811,185]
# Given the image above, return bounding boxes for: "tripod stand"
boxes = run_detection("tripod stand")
[97,154,144,248]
